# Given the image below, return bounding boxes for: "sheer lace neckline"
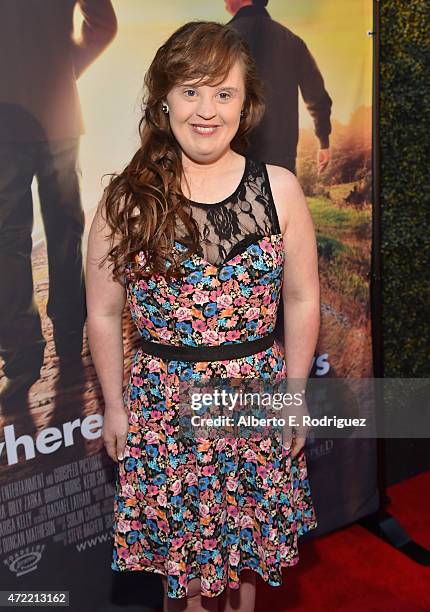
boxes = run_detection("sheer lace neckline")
[188,156,249,207]
[175,156,281,267]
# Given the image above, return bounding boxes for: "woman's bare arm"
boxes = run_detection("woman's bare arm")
[85,197,126,410]
[267,165,320,455]
[267,164,321,385]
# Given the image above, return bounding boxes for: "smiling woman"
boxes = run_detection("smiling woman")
[96,20,265,284]
[86,18,320,612]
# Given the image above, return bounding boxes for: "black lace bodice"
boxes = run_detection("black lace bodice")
[176,156,282,267]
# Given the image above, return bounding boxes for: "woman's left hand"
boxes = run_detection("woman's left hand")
[280,389,311,458]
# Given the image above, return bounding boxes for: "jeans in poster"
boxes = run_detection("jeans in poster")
[0,138,86,378]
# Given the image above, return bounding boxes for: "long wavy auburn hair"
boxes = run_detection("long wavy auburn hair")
[99,20,266,284]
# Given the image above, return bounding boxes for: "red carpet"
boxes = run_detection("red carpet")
[256,470,430,611]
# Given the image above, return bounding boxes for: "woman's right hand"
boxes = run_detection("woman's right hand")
[102,400,129,463]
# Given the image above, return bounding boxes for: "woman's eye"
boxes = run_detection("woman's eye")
[184,89,196,97]
[218,92,231,100]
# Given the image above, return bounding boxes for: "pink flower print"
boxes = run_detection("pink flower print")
[185,471,198,486]
[167,561,181,575]
[123,484,136,498]
[267,301,277,314]
[212,579,223,592]
[172,536,185,549]
[152,408,165,420]
[117,547,129,560]
[243,449,257,461]
[171,479,182,495]
[217,294,233,308]
[225,317,238,329]
[126,554,141,566]
[144,506,157,519]
[260,438,272,452]
[226,476,238,492]
[255,506,267,522]
[229,549,240,566]
[148,359,161,372]
[118,518,131,532]
[204,538,218,550]
[244,307,260,321]
[130,446,141,459]
[206,316,218,331]
[193,289,210,304]
[226,330,241,341]
[132,375,143,387]
[157,492,167,506]
[129,410,139,425]
[165,423,176,435]
[226,361,240,377]
[256,465,268,480]
[260,239,272,253]
[240,514,254,528]
[136,275,147,287]
[145,431,159,444]
[199,503,210,518]
[227,504,239,518]
[233,296,247,306]
[176,307,193,321]
[131,520,142,530]
[202,465,215,476]
[193,320,207,332]
[158,328,172,340]
[240,363,253,375]
[251,285,265,296]
[202,329,218,344]
[215,438,226,451]
[201,578,211,593]
[178,573,188,587]
[272,469,282,485]
[237,271,250,283]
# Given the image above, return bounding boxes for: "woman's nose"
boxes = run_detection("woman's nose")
[195,96,217,119]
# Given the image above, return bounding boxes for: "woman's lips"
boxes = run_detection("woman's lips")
[190,124,219,136]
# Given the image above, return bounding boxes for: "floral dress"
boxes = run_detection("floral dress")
[111,156,317,599]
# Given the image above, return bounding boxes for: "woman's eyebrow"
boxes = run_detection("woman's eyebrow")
[179,84,239,92]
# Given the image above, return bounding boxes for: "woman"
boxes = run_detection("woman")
[86,20,320,612]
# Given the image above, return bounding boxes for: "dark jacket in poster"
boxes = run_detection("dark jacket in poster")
[228,4,332,172]
[0,0,117,142]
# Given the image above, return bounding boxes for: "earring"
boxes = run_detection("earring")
[162,103,169,114]
[240,109,244,119]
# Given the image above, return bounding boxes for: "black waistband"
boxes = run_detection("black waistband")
[139,332,276,362]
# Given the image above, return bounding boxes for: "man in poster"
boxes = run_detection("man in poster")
[226,0,333,175]
[226,0,332,344]
[0,0,117,405]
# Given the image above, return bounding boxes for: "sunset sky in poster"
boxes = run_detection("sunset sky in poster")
[32,0,373,239]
